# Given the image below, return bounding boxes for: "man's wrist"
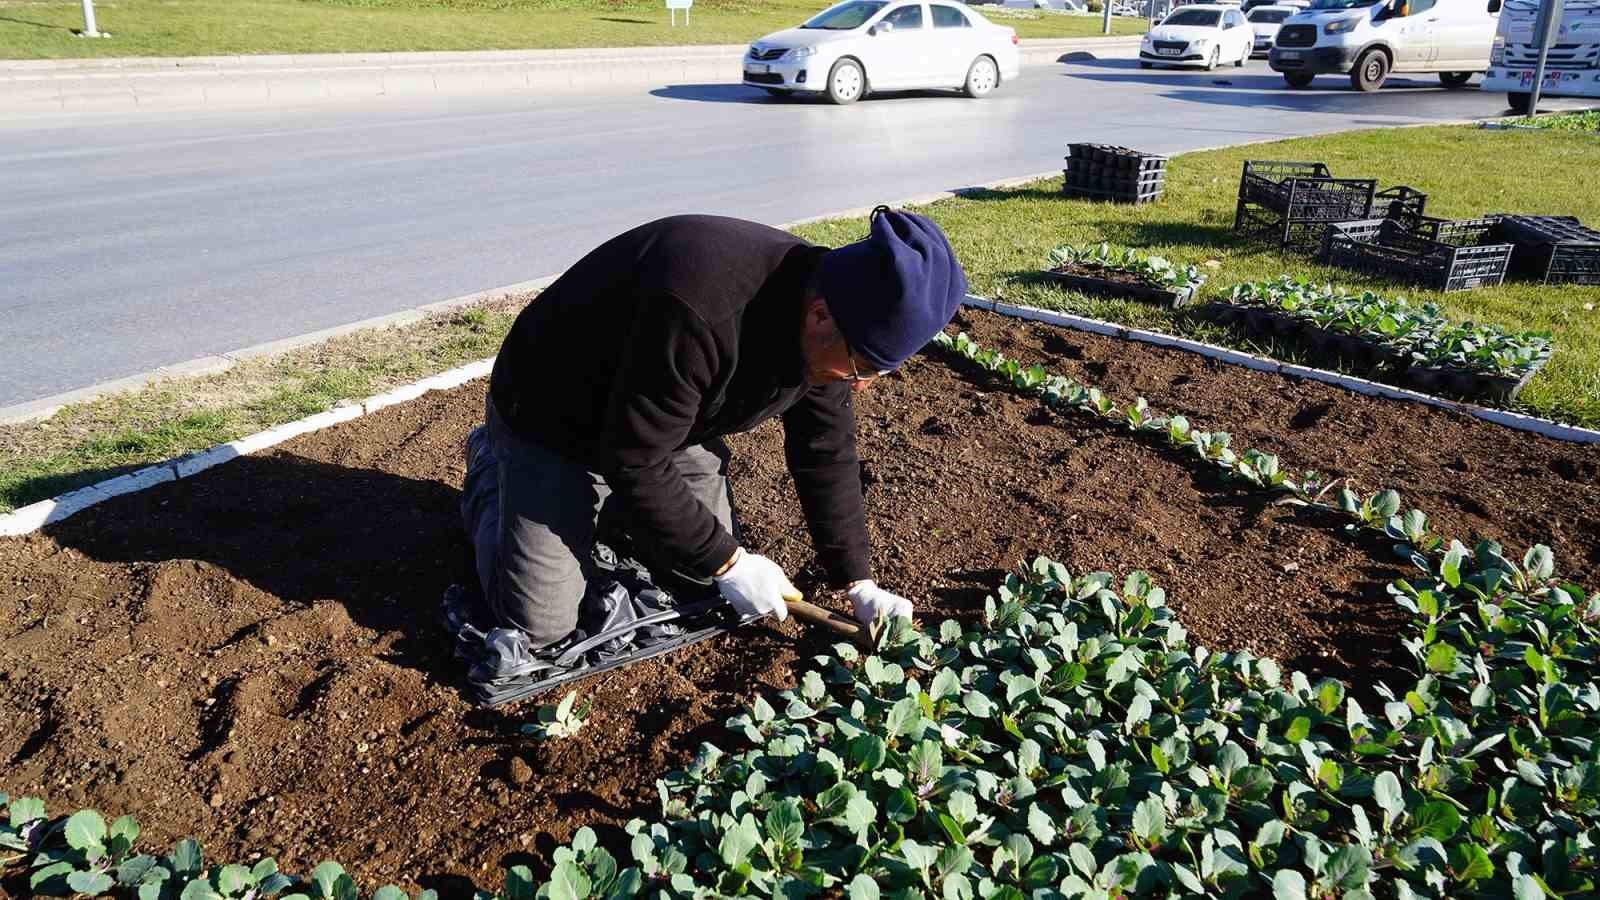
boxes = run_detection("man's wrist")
[847,579,873,591]
[714,548,743,578]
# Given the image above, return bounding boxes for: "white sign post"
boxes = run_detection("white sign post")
[80,0,103,37]
[667,0,692,27]
[1526,0,1566,116]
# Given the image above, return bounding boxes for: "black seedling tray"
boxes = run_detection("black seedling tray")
[1063,164,1165,186]
[1209,300,1538,403]
[1042,268,1196,307]
[1062,182,1165,204]
[1065,143,1169,173]
[1323,217,1513,292]
[1491,214,1600,285]
[1402,357,1547,404]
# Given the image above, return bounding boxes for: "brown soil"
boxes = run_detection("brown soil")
[3,309,1596,894]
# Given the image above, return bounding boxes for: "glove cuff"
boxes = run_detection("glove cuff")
[846,579,878,599]
[713,547,746,582]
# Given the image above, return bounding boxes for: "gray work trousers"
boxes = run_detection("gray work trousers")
[461,397,736,648]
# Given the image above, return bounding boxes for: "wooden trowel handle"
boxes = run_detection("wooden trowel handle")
[785,597,871,650]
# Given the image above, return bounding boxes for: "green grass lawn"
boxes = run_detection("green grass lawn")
[0,0,1145,59]
[792,125,1600,430]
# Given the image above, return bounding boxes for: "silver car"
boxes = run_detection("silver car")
[744,0,1023,104]
[1246,3,1300,56]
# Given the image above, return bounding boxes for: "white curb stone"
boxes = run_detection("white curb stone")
[0,359,492,536]
[172,444,242,480]
[362,382,432,416]
[0,464,177,537]
[229,406,366,457]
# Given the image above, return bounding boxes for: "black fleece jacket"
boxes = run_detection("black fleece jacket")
[488,215,871,585]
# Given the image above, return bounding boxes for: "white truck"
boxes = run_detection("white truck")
[1268,0,1500,91]
[1482,0,1600,112]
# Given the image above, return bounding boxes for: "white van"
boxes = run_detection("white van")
[1482,0,1600,112]
[1267,0,1499,90]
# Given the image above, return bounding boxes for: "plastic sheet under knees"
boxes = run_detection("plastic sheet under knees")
[442,542,758,707]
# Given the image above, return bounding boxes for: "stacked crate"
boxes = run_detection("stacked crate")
[1062,144,1168,204]
[1491,215,1600,285]
[1232,160,1377,254]
[1322,216,1514,292]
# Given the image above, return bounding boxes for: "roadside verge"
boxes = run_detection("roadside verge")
[0,37,1140,115]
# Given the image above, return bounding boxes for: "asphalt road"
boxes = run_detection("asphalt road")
[0,57,1541,407]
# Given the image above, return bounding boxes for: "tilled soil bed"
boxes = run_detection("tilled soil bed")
[3,308,1597,895]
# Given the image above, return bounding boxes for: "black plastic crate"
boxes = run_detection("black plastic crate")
[1375,186,1427,224]
[1324,217,1513,292]
[1233,160,1377,254]
[1491,214,1600,285]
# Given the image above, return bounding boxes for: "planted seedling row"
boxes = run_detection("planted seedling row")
[11,513,1591,899]
[1031,235,1552,405]
[1217,277,1553,403]
[1042,244,1205,309]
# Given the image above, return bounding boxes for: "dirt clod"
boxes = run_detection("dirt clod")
[508,757,533,786]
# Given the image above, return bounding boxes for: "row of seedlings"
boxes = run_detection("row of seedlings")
[1041,243,1206,308]
[1026,235,1552,403]
[1218,276,1553,401]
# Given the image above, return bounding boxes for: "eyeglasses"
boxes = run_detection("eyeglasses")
[842,344,889,384]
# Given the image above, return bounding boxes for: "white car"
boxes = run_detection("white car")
[1139,4,1256,68]
[1246,4,1299,55]
[743,0,1022,104]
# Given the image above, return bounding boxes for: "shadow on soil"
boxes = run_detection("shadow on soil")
[40,452,474,684]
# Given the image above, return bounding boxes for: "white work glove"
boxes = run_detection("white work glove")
[714,548,798,622]
[847,580,913,626]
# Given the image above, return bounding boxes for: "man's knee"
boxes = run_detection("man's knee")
[673,441,735,533]
[492,553,586,648]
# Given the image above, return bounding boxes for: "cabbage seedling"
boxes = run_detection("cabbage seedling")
[521,691,593,740]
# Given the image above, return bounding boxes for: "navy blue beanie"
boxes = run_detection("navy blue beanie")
[818,206,968,373]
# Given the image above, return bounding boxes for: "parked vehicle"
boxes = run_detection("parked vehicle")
[1482,0,1600,112]
[1002,0,1087,9]
[1268,0,1499,91]
[1248,4,1299,55]
[743,0,1022,104]
[1140,4,1256,67]
[1243,0,1305,11]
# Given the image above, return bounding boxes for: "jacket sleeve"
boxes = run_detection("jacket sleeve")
[600,295,740,578]
[782,382,872,585]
